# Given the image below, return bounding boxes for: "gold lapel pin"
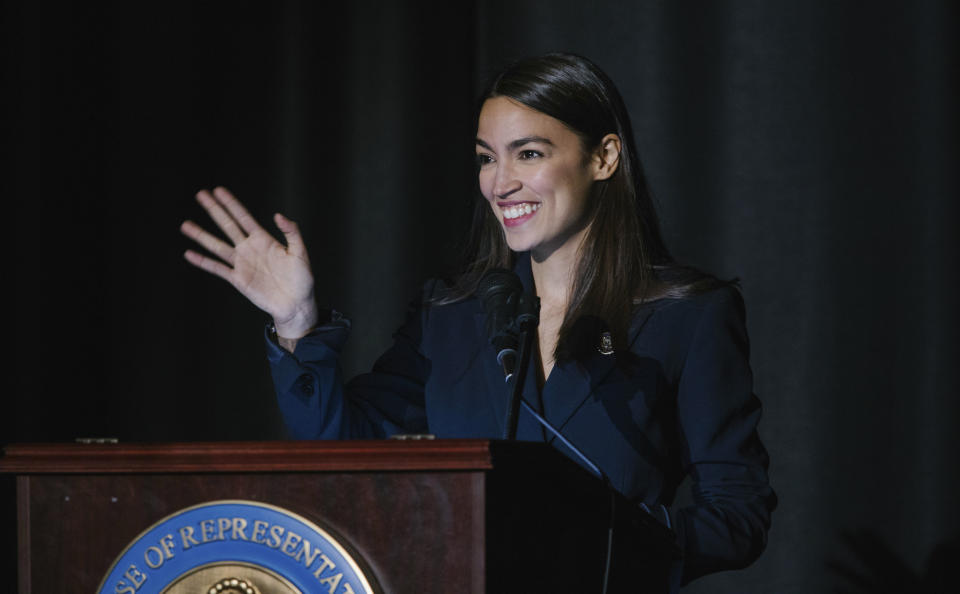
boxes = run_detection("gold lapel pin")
[598,331,614,356]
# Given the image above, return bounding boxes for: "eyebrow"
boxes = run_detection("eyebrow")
[475,136,555,151]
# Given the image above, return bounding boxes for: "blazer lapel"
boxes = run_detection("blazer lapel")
[474,309,546,441]
[543,306,657,435]
[474,311,509,437]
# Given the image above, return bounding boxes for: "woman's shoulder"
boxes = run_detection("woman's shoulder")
[630,285,749,379]
[420,276,468,305]
[638,282,744,320]
[416,276,485,329]
[632,284,746,345]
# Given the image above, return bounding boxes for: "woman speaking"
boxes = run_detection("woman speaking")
[181,53,775,590]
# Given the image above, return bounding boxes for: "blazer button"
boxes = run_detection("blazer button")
[295,374,315,397]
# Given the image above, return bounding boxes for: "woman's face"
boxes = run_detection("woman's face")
[475,96,599,260]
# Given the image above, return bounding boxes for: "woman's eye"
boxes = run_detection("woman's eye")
[476,154,494,166]
[518,150,542,160]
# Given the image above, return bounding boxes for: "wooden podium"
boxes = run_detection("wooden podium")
[0,439,676,593]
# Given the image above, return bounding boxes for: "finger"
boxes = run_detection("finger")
[180,220,236,266]
[196,189,246,245]
[183,249,235,284]
[213,186,265,237]
[274,213,309,260]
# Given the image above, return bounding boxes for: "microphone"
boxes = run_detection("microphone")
[477,269,540,440]
[477,269,524,379]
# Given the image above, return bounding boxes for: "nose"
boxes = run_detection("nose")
[492,162,522,200]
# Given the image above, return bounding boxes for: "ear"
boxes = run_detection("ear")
[591,134,622,181]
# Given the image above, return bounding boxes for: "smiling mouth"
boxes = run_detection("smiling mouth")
[501,202,541,220]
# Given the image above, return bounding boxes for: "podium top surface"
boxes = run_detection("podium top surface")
[0,439,526,474]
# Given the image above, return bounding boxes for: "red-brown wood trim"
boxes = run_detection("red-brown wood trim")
[0,440,497,474]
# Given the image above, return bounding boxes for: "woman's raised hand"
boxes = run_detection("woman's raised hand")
[181,187,319,338]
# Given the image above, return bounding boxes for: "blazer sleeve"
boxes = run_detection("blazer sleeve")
[265,295,432,440]
[671,288,777,585]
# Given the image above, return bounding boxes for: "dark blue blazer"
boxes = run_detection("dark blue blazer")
[267,257,775,587]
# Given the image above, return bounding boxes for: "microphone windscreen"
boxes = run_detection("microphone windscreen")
[476,269,522,307]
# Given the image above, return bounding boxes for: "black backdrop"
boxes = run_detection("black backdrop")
[4,1,958,592]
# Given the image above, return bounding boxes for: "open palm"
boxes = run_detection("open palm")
[181,187,318,337]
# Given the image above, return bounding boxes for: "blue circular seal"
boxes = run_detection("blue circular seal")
[97,500,379,594]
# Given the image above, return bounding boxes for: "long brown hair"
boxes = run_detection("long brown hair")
[450,53,725,361]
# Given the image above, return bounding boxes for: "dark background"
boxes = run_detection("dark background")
[4,1,958,592]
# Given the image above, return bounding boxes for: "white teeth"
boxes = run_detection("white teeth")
[502,203,540,219]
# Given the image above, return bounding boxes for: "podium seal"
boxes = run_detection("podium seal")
[97,500,379,594]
